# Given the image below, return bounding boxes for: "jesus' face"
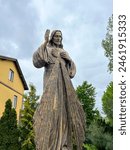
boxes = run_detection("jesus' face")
[52,31,62,46]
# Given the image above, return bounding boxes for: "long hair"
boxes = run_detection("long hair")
[48,30,63,48]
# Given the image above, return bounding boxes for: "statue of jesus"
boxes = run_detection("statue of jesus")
[33,29,86,150]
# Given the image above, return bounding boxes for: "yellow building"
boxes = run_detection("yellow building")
[0,55,28,119]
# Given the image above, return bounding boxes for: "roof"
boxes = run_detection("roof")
[0,55,28,90]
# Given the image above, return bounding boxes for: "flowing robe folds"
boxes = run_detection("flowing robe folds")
[33,43,86,150]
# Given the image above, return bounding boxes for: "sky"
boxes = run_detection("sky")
[0,0,112,113]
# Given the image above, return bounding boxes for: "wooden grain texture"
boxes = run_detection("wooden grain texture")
[33,30,86,150]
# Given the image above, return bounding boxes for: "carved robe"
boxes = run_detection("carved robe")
[33,43,85,150]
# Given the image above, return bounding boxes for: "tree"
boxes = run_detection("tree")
[102,81,113,126]
[76,81,96,126]
[83,143,97,150]
[102,15,113,73]
[76,81,113,149]
[19,84,39,150]
[101,15,113,149]
[87,119,113,150]
[0,99,20,150]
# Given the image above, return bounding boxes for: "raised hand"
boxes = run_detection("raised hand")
[44,29,50,43]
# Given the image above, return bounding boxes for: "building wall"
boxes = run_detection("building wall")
[0,59,24,119]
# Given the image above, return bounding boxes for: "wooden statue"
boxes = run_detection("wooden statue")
[33,29,86,150]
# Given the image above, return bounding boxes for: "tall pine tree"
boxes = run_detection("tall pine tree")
[19,84,39,150]
[0,99,20,150]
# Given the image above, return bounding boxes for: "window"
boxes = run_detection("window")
[9,69,14,81]
[13,95,18,109]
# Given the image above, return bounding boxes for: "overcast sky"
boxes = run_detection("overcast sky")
[0,0,112,113]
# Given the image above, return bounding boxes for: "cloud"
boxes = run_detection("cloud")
[0,0,39,58]
[0,0,112,112]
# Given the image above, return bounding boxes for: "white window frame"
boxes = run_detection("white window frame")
[9,69,14,82]
[13,95,18,109]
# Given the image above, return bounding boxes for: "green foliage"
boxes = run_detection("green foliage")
[87,119,113,150]
[76,81,113,150]
[102,15,113,73]
[0,99,20,150]
[76,81,100,149]
[76,81,96,126]
[19,84,39,150]
[102,81,113,126]
[83,143,97,150]
[86,81,113,150]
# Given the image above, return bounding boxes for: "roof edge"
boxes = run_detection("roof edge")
[0,55,28,90]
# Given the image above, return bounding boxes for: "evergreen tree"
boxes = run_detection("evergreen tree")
[19,84,39,150]
[102,15,113,73]
[87,119,113,150]
[0,99,20,150]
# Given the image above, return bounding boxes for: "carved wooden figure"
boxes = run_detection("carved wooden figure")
[33,30,86,150]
